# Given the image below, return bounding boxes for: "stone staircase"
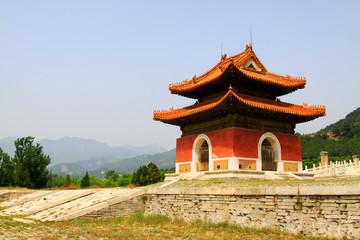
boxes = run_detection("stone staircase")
[159,172,205,188]
[164,172,205,181]
[0,188,145,222]
[274,172,299,180]
[0,173,187,222]
[181,172,205,180]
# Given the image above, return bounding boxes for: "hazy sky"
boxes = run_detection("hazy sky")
[1,1,359,150]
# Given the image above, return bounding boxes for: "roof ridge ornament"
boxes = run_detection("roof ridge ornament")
[246,43,252,50]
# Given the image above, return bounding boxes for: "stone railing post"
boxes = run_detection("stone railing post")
[353,155,359,165]
[320,151,329,167]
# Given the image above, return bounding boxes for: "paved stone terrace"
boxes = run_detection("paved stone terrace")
[161,175,360,189]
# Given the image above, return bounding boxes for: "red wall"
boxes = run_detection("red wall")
[176,128,302,163]
[207,129,236,158]
[274,133,302,161]
[176,135,196,163]
[232,128,263,158]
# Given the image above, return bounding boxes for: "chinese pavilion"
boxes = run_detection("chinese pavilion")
[154,44,325,174]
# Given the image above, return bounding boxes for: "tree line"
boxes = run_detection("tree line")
[51,171,133,188]
[49,163,168,188]
[0,137,168,189]
[300,107,360,169]
[0,137,51,188]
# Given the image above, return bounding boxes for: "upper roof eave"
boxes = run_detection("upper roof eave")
[168,45,306,96]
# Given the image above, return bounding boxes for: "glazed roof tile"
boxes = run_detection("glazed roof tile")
[169,45,306,94]
[154,88,326,122]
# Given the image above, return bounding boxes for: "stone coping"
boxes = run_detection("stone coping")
[165,170,265,177]
[205,170,265,175]
[293,172,315,177]
[164,173,181,177]
[146,185,360,196]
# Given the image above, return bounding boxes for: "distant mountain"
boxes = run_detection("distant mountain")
[50,148,176,178]
[51,162,86,176]
[301,107,360,161]
[120,143,168,155]
[0,136,167,166]
[38,137,134,165]
[102,148,176,173]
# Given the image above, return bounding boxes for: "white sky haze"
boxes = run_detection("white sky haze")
[1,1,359,149]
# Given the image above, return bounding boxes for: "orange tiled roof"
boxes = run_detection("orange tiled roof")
[154,87,326,122]
[169,44,306,94]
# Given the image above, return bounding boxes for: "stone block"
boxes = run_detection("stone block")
[143,191,360,239]
[323,215,346,219]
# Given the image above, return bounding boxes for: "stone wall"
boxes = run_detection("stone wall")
[79,196,144,219]
[144,187,360,239]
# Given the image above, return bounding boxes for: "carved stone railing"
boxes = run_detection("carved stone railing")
[303,159,360,176]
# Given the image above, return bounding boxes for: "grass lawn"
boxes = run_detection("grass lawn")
[0,212,335,240]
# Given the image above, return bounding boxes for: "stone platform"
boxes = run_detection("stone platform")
[165,170,315,181]
[1,177,359,239]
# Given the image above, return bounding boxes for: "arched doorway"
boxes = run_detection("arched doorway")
[192,134,212,172]
[261,138,277,171]
[198,141,209,171]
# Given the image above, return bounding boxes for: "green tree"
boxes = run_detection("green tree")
[105,170,119,181]
[0,148,14,186]
[64,174,71,187]
[132,162,162,186]
[131,166,142,185]
[139,165,149,186]
[117,174,132,187]
[46,170,53,188]
[147,162,161,184]
[105,170,116,179]
[14,163,31,187]
[52,174,65,187]
[81,171,90,188]
[131,171,137,185]
[13,137,51,188]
